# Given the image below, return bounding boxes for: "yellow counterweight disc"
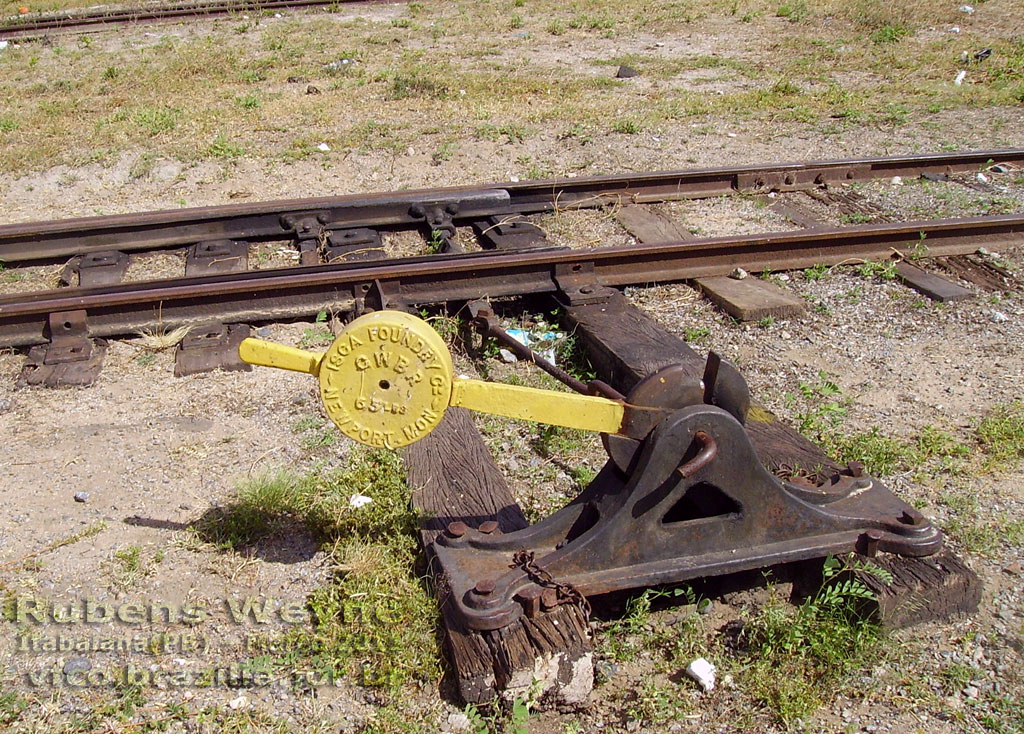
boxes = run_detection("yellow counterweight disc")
[315,310,454,449]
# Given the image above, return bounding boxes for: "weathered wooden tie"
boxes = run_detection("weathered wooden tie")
[403,408,593,705]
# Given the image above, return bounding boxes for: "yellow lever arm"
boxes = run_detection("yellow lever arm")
[239,338,324,376]
[450,378,625,434]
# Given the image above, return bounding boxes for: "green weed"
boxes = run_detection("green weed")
[938,491,1024,556]
[840,211,872,224]
[206,135,246,160]
[743,555,889,726]
[300,310,333,348]
[789,371,847,436]
[387,65,449,100]
[871,23,909,44]
[775,0,808,22]
[0,692,27,727]
[976,402,1024,471]
[111,545,148,589]
[553,332,596,382]
[235,93,261,109]
[603,586,696,662]
[626,679,683,726]
[612,119,642,134]
[684,326,711,341]
[855,260,898,280]
[132,106,180,135]
[803,264,829,281]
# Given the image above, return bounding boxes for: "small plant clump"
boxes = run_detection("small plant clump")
[741,556,891,726]
[193,449,440,691]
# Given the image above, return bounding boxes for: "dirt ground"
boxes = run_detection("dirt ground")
[0,0,1022,732]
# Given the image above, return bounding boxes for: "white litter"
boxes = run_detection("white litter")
[891,176,903,185]
[954,70,967,86]
[228,695,248,710]
[977,172,989,183]
[507,328,562,364]
[958,5,974,14]
[499,348,517,363]
[317,142,330,152]
[274,12,282,18]
[0,41,8,51]
[950,26,960,33]
[349,494,373,508]
[990,311,1009,324]
[686,657,716,692]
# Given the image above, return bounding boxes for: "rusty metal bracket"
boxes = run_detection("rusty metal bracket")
[352,279,404,316]
[322,229,384,263]
[432,376,941,632]
[173,322,251,377]
[473,215,549,250]
[185,240,248,276]
[410,201,461,253]
[553,262,616,306]
[21,310,107,386]
[280,211,330,241]
[59,250,130,287]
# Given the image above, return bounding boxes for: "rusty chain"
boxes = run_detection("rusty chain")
[510,549,591,619]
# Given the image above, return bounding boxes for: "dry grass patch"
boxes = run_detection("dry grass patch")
[0,0,1021,173]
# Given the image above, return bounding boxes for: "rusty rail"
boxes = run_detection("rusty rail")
[2,213,1022,348]
[0,0,396,40]
[1,149,1022,264]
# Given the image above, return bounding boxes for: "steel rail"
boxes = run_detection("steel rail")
[0,0,396,40]
[2,149,1022,264]
[2,213,1022,348]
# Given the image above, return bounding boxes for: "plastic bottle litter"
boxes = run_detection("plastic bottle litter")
[507,328,562,364]
[958,5,974,14]
[954,70,967,86]
[349,494,373,508]
[317,142,330,152]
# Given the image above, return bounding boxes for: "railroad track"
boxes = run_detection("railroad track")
[0,0,389,41]
[1,148,1022,383]
[0,150,1008,704]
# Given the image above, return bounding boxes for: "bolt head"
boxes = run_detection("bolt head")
[900,508,924,525]
[446,521,468,538]
[474,579,496,595]
[478,520,499,534]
